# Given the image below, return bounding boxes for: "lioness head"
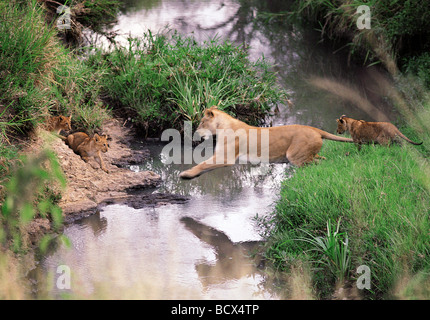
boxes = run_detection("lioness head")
[94,133,109,153]
[196,106,219,140]
[336,115,347,134]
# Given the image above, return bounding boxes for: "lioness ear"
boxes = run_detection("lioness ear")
[206,110,214,118]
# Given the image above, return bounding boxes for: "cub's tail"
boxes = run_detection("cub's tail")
[395,129,423,145]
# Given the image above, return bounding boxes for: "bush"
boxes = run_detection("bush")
[90,30,288,135]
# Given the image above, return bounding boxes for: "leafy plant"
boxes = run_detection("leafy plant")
[296,219,351,284]
[1,149,66,252]
[93,30,288,134]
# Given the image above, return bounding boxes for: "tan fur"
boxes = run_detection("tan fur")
[45,115,72,135]
[179,106,353,179]
[66,132,109,173]
[336,115,422,150]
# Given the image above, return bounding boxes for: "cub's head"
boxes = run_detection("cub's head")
[336,115,347,134]
[57,115,72,131]
[196,106,219,140]
[93,133,109,153]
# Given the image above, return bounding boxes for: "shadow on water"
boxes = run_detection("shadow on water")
[180,217,263,289]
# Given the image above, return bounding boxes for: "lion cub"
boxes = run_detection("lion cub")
[336,115,422,150]
[66,132,110,173]
[45,115,72,136]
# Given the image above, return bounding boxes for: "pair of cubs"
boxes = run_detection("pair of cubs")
[47,115,109,173]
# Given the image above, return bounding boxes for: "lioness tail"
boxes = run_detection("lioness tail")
[313,128,354,143]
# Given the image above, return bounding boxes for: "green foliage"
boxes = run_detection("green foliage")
[0,0,111,136]
[0,0,59,131]
[404,53,430,89]
[90,31,288,134]
[1,149,66,252]
[296,219,351,284]
[262,141,430,298]
[289,0,430,76]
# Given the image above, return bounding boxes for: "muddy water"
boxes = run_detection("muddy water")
[38,0,397,299]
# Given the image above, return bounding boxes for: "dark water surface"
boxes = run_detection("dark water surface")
[39,0,396,299]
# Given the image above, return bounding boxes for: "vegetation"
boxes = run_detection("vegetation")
[261,0,430,84]
[261,94,430,299]
[88,31,287,135]
[0,0,111,138]
[256,0,430,299]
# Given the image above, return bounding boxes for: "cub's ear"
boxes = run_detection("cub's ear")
[94,133,100,140]
[337,118,344,124]
[205,109,214,118]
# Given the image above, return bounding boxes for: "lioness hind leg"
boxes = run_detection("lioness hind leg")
[286,149,316,167]
[286,139,322,167]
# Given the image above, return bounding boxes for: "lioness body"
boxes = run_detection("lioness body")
[66,132,109,173]
[336,115,422,150]
[179,106,353,179]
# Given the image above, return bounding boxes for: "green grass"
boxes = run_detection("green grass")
[0,0,111,135]
[261,138,430,299]
[0,0,111,253]
[280,0,430,82]
[88,31,288,135]
[295,218,351,284]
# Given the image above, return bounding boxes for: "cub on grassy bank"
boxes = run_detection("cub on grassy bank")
[45,115,72,137]
[336,115,423,150]
[66,132,110,173]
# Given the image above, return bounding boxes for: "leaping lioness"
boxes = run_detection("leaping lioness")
[336,115,422,150]
[179,106,354,179]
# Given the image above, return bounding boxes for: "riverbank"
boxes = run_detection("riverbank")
[260,0,430,299]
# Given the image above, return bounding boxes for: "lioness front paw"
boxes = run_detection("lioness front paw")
[179,170,195,179]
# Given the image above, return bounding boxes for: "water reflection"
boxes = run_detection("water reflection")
[181,217,262,289]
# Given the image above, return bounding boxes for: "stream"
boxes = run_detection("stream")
[36,0,397,299]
